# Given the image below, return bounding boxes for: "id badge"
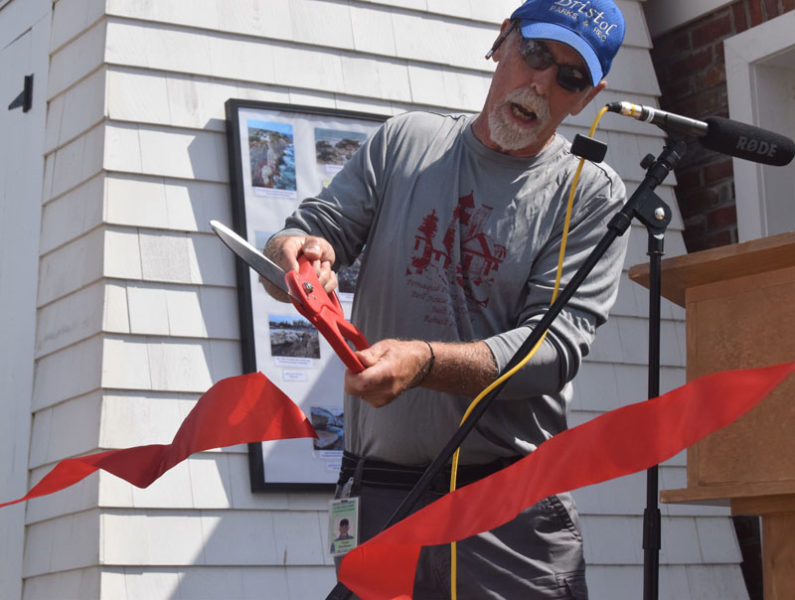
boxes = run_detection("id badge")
[329,496,359,557]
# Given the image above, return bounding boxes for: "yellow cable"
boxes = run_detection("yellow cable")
[449,105,609,599]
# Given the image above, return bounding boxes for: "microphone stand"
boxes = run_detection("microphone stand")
[325,139,686,600]
[631,140,687,600]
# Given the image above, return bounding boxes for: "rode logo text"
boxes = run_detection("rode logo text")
[736,137,779,158]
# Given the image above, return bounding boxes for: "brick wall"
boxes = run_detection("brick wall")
[649,1,795,252]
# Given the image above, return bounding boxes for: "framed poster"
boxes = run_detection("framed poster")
[224,99,388,490]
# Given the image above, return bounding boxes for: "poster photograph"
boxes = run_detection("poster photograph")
[336,254,363,301]
[247,119,297,197]
[268,314,321,362]
[314,128,368,186]
[225,99,387,489]
[311,406,345,453]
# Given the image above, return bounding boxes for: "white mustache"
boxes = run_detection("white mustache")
[503,88,550,122]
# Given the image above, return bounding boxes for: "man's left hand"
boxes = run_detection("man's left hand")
[344,339,431,407]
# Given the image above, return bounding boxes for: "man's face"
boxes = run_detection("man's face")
[474,22,607,157]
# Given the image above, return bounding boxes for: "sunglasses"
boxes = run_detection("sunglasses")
[518,38,591,93]
[487,22,591,93]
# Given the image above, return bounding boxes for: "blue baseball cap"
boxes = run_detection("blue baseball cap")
[510,0,625,86]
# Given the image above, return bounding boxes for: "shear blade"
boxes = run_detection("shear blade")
[210,219,290,295]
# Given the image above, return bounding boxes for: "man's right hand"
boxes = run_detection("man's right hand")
[262,235,338,302]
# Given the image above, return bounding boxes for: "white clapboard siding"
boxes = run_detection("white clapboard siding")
[3,0,747,599]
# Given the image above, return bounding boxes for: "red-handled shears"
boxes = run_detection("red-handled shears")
[210,220,369,372]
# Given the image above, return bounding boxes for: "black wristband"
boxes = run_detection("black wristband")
[409,341,435,389]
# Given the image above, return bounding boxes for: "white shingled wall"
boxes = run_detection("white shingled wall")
[2,0,749,598]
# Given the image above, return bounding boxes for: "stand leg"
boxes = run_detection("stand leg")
[643,234,665,600]
[627,145,682,600]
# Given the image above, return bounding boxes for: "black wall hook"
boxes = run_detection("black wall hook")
[8,74,34,113]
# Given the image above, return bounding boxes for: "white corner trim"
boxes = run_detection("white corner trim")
[644,0,734,37]
[724,12,795,242]
[724,10,795,64]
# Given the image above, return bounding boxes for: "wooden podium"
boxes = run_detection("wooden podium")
[629,232,795,600]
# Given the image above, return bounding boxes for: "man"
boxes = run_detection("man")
[330,518,354,555]
[264,0,627,597]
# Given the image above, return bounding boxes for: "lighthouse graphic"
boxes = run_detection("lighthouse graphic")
[409,191,506,307]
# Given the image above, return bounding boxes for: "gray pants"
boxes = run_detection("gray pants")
[336,483,588,600]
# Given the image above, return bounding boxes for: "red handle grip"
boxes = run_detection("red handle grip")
[285,259,369,373]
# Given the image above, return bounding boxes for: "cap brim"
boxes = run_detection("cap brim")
[517,22,603,86]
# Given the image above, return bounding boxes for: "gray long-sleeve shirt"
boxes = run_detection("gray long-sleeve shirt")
[279,111,628,465]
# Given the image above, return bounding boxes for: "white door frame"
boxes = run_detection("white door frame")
[725,11,795,241]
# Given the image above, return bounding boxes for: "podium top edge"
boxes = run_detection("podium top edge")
[628,232,795,306]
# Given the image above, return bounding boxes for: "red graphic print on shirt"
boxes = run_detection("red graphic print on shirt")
[407,191,506,311]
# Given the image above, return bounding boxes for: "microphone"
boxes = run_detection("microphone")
[607,101,794,166]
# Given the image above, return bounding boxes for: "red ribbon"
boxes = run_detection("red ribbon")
[4,364,792,600]
[0,372,316,508]
[339,362,795,600]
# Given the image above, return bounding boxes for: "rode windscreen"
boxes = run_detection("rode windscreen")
[702,117,794,167]
[606,102,795,166]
